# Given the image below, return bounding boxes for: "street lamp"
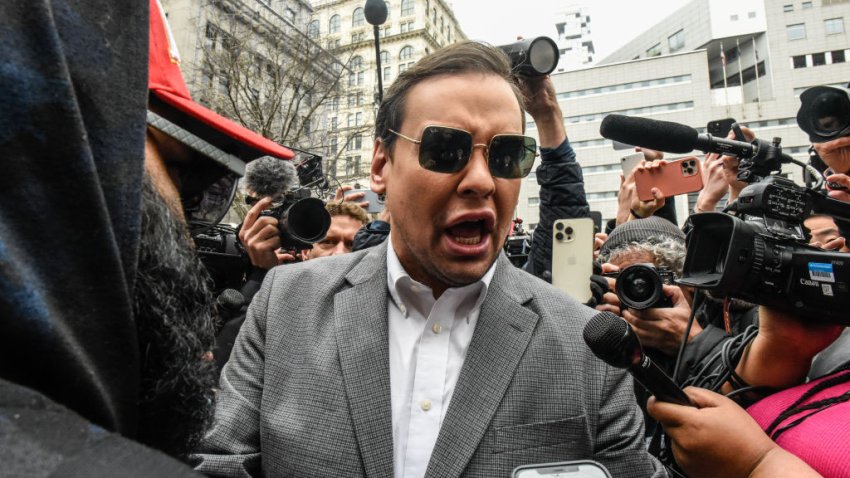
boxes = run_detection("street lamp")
[364,0,388,104]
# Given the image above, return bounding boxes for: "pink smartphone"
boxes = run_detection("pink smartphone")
[634,158,703,201]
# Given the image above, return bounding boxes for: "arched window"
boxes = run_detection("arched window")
[349,55,364,71]
[380,50,390,64]
[440,17,444,33]
[307,20,320,39]
[401,0,414,16]
[352,7,365,27]
[400,45,414,61]
[447,25,451,42]
[329,14,341,33]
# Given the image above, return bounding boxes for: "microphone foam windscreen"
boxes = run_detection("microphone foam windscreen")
[244,156,299,198]
[599,114,698,154]
[583,312,630,368]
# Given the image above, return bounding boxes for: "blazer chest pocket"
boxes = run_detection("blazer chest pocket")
[488,415,589,454]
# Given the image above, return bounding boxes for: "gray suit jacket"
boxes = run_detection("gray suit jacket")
[193,242,665,477]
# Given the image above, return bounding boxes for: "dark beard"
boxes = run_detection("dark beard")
[133,177,218,459]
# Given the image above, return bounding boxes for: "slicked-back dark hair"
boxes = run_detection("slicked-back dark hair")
[374,41,526,155]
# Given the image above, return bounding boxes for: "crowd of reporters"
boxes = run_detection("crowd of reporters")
[4,1,850,476]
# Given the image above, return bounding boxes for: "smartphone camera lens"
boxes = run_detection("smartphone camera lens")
[555,222,564,231]
[555,232,564,241]
[565,226,574,235]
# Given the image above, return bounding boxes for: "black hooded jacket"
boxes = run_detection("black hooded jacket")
[0,1,198,475]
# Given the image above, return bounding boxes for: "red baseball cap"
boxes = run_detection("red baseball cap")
[148,0,293,162]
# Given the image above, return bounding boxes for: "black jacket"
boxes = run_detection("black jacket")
[524,139,590,279]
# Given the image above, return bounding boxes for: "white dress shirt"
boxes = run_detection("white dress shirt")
[386,240,496,478]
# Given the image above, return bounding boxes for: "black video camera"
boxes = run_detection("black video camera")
[797,85,850,144]
[680,176,850,324]
[612,263,675,310]
[499,37,560,77]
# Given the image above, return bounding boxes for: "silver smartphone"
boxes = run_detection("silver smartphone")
[620,152,645,177]
[343,188,385,213]
[513,460,612,478]
[551,218,594,303]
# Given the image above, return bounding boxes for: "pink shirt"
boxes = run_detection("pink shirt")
[748,370,850,478]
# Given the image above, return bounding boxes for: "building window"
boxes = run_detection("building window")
[783,4,793,12]
[668,29,685,52]
[792,55,807,68]
[327,159,337,178]
[307,20,320,39]
[329,138,338,154]
[400,45,414,60]
[812,52,827,66]
[330,96,339,111]
[347,134,362,151]
[352,7,365,27]
[348,70,364,86]
[346,156,361,176]
[432,8,437,23]
[528,197,540,207]
[825,18,845,35]
[646,43,662,57]
[351,32,365,43]
[730,14,739,21]
[787,23,806,40]
[748,11,756,18]
[440,17,444,33]
[401,0,413,16]
[380,50,390,64]
[802,1,813,8]
[330,117,338,131]
[349,55,364,71]
[329,14,340,33]
[832,50,847,63]
[383,66,391,81]
[447,25,451,42]
[284,8,296,23]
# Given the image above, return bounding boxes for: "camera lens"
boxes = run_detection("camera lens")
[616,264,663,310]
[565,226,574,235]
[555,232,564,241]
[811,89,850,136]
[555,222,564,231]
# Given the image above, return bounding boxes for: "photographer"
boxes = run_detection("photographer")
[595,216,697,357]
[519,74,591,280]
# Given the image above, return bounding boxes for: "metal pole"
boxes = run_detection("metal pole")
[373,25,384,104]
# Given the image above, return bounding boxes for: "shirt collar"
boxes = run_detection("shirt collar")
[386,233,496,320]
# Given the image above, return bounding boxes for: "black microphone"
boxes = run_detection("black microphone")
[600,114,755,158]
[583,312,694,406]
[364,0,388,25]
[244,155,299,199]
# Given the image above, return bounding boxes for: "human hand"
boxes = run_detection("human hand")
[517,74,565,148]
[334,185,369,209]
[594,263,622,316]
[593,232,608,260]
[721,127,753,200]
[636,147,663,161]
[623,285,702,356]
[825,172,850,203]
[813,136,850,175]
[238,197,295,269]
[695,153,727,212]
[647,387,796,478]
[629,160,667,219]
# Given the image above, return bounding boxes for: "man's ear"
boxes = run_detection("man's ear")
[371,137,390,195]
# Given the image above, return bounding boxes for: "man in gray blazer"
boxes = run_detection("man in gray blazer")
[194,41,665,478]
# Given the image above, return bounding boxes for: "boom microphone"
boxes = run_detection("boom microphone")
[244,155,299,199]
[583,312,694,406]
[600,114,755,158]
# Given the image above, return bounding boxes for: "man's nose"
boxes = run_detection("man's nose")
[457,145,496,197]
[330,241,349,256]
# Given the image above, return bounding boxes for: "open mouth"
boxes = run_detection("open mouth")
[447,219,487,245]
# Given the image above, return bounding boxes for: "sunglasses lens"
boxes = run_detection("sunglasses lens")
[488,135,537,178]
[419,126,471,173]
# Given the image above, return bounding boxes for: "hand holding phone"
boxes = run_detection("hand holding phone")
[634,158,703,201]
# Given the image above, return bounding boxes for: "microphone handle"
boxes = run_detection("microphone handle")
[630,354,694,407]
[694,134,755,158]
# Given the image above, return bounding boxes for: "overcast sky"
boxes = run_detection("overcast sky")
[448,0,692,61]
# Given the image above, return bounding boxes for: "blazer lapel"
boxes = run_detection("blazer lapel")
[425,256,540,478]
[335,242,395,477]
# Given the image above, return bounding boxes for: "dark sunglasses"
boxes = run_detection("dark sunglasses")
[389,125,538,179]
